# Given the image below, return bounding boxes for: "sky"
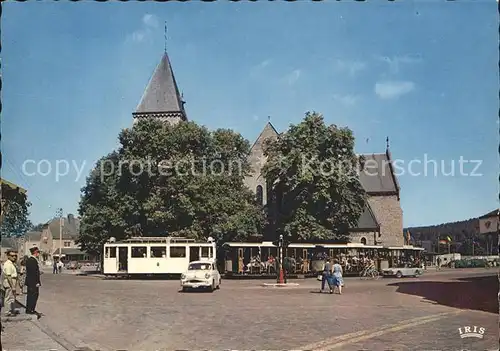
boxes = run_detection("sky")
[2,1,498,228]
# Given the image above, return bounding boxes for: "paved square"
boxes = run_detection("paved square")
[2,269,497,350]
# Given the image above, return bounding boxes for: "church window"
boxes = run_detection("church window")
[256,185,263,206]
[360,237,367,245]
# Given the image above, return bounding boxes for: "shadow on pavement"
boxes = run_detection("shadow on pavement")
[388,274,498,314]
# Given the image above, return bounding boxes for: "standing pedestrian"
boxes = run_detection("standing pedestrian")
[25,247,41,315]
[52,260,58,274]
[2,250,19,316]
[57,260,63,274]
[320,258,333,293]
[436,257,441,271]
[18,256,27,294]
[332,258,344,295]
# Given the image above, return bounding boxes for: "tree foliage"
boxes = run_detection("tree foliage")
[262,112,366,242]
[77,119,264,255]
[1,183,32,237]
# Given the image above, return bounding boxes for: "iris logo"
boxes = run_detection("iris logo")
[458,326,486,339]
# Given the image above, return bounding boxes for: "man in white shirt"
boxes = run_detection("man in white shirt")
[2,250,19,316]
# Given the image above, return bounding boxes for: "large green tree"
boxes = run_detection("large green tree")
[1,182,32,237]
[77,119,264,255]
[262,112,366,242]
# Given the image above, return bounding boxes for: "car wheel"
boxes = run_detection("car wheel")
[181,287,187,292]
[209,280,215,292]
[396,271,402,278]
[216,278,221,289]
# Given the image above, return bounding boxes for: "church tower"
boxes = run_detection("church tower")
[133,52,187,125]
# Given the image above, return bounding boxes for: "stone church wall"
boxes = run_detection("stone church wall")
[349,231,378,245]
[367,195,404,247]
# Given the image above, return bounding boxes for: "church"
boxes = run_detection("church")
[132,52,404,247]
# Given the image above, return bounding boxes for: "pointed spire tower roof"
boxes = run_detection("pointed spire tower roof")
[133,52,187,122]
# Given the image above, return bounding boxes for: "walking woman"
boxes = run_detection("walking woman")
[332,258,344,294]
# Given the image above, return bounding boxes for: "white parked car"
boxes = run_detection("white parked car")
[180,260,221,292]
[382,266,423,278]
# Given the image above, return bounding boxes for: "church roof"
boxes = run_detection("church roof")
[133,53,186,120]
[249,122,279,152]
[352,203,380,231]
[358,153,400,197]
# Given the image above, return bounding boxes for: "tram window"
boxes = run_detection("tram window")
[106,247,117,258]
[151,247,166,258]
[131,246,147,258]
[170,246,186,258]
[201,247,210,258]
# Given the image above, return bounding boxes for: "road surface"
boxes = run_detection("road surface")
[2,268,497,350]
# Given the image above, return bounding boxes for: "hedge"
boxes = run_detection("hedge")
[454,259,490,268]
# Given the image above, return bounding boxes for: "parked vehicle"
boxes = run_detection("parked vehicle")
[180,260,221,292]
[382,266,423,278]
[103,236,216,276]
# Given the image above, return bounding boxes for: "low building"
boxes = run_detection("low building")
[22,213,92,264]
[479,209,498,235]
[478,209,498,256]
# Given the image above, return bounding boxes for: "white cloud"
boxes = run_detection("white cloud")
[257,59,271,69]
[374,81,415,99]
[333,94,359,106]
[377,54,422,74]
[131,32,145,43]
[127,14,159,43]
[286,69,301,85]
[249,59,272,78]
[142,14,159,29]
[334,59,366,76]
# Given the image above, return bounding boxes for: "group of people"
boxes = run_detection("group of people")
[1,246,42,316]
[320,258,344,294]
[52,259,64,274]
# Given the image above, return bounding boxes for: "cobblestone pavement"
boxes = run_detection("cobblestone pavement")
[1,269,497,351]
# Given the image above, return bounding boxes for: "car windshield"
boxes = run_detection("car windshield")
[188,263,210,270]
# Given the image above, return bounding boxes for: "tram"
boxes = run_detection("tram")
[103,236,216,276]
[222,241,424,277]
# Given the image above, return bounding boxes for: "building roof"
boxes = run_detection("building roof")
[0,178,27,194]
[249,122,279,152]
[25,231,43,241]
[479,209,498,219]
[47,215,80,240]
[133,53,187,121]
[59,248,85,256]
[358,152,400,196]
[1,237,20,250]
[352,203,380,231]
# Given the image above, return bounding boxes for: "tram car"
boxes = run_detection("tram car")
[103,236,216,277]
[222,241,424,278]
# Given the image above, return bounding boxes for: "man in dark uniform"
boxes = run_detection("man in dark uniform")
[25,247,41,314]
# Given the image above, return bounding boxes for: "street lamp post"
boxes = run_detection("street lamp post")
[56,208,63,260]
[278,234,284,284]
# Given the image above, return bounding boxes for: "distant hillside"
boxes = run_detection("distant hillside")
[404,218,479,242]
